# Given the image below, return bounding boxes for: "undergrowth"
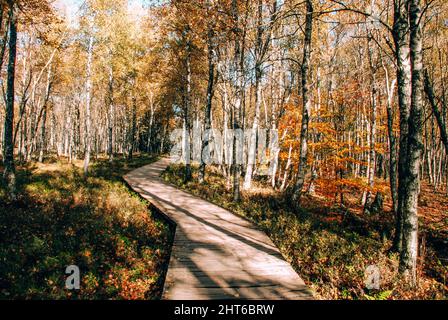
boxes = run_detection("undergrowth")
[162,164,447,300]
[0,155,172,300]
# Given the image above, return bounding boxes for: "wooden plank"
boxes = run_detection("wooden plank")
[124,158,314,300]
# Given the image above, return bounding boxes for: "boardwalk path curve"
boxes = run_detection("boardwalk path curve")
[124,158,313,300]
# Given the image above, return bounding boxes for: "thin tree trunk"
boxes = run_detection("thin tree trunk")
[424,70,448,154]
[364,36,378,213]
[128,94,137,160]
[3,1,17,200]
[382,58,398,215]
[83,35,94,177]
[292,0,313,206]
[232,0,243,202]
[243,0,265,190]
[39,66,53,163]
[184,27,192,182]
[107,64,114,162]
[199,26,216,183]
[0,4,10,73]
[146,93,154,154]
[280,143,293,192]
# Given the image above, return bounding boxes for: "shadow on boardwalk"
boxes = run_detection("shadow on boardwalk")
[124,158,314,300]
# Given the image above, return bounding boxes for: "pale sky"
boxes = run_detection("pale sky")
[54,0,82,23]
[53,0,149,25]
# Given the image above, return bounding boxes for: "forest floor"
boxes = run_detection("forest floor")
[162,164,448,300]
[0,155,173,300]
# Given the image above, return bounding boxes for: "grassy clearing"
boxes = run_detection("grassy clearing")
[0,155,173,300]
[162,164,448,300]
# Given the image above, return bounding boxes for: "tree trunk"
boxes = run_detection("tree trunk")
[232,0,243,202]
[364,36,378,213]
[243,0,265,190]
[184,27,192,182]
[83,35,94,177]
[107,64,114,162]
[398,0,424,286]
[38,108,47,164]
[128,95,137,160]
[280,143,293,192]
[3,1,17,200]
[243,63,262,190]
[147,92,154,154]
[392,1,412,253]
[38,63,53,163]
[0,4,10,72]
[382,59,398,216]
[292,0,313,207]
[199,26,216,183]
[424,70,448,155]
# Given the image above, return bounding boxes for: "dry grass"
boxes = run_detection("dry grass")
[0,155,173,300]
[162,164,448,300]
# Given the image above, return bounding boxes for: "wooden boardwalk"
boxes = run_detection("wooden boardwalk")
[124,158,313,300]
